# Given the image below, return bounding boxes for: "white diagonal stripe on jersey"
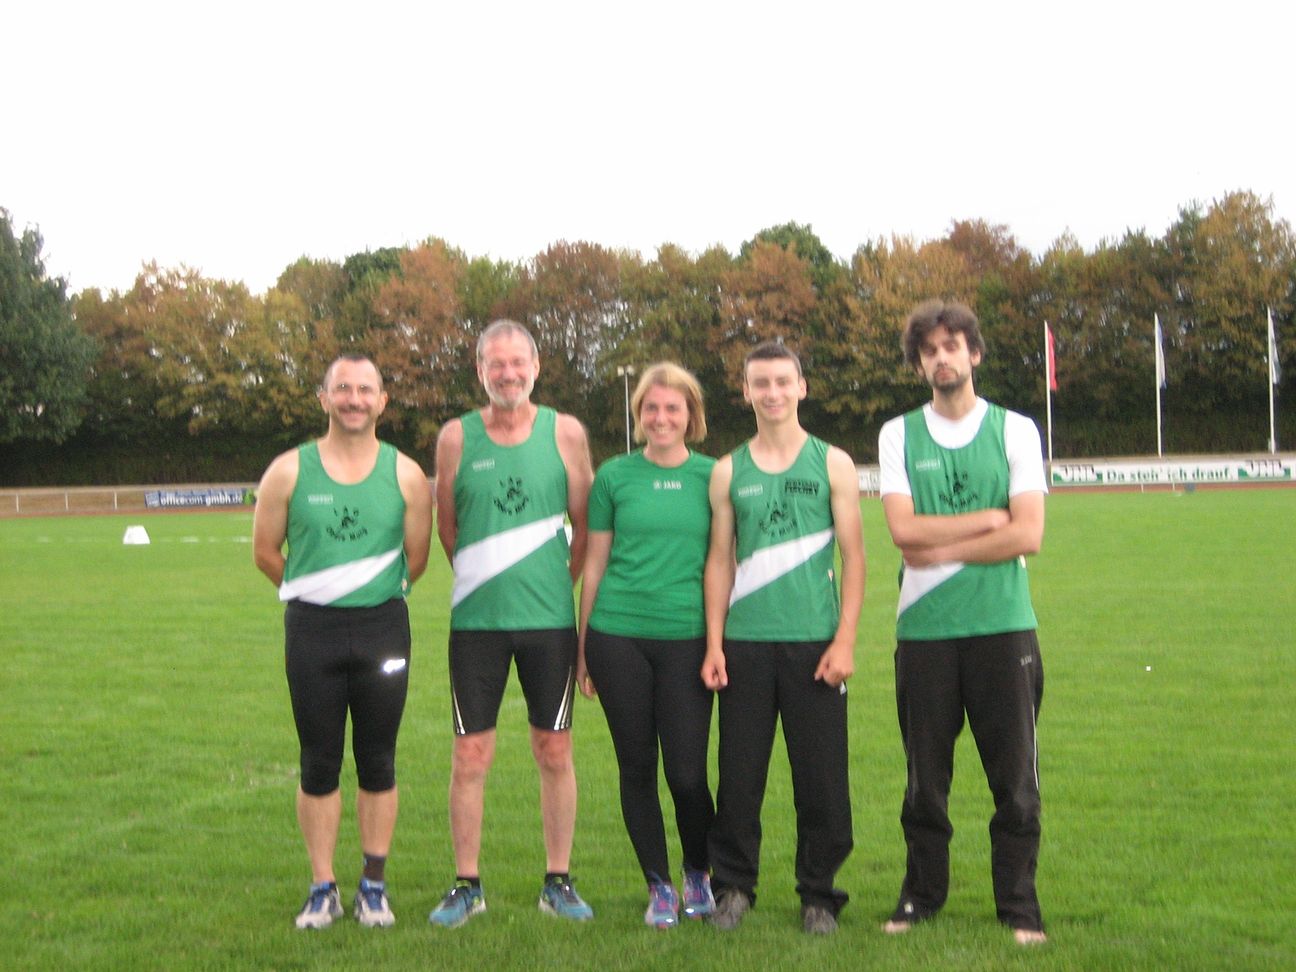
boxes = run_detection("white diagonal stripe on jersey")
[279,547,403,605]
[451,514,566,608]
[896,561,964,616]
[730,528,834,606]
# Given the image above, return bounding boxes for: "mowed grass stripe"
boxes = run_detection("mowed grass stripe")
[0,492,1293,971]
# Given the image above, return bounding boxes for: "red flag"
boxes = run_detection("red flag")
[1046,323,1058,392]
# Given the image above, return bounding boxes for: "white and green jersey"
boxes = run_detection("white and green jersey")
[587,449,715,639]
[878,399,1046,640]
[725,436,841,642]
[450,406,574,631]
[280,440,409,607]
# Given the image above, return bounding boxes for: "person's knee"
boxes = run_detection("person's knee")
[355,748,396,792]
[451,735,494,784]
[300,748,342,795]
[992,788,1041,834]
[532,729,573,775]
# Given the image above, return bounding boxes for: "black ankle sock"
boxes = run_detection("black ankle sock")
[362,853,386,883]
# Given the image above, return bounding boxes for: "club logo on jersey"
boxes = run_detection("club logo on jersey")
[493,476,530,515]
[759,497,797,539]
[327,505,369,542]
[938,471,980,513]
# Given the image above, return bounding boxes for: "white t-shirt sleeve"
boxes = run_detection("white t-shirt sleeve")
[878,415,910,497]
[1005,411,1048,496]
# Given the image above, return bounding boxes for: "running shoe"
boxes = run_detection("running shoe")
[681,868,715,918]
[353,878,395,927]
[802,903,837,935]
[428,881,486,929]
[538,876,593,920]
[295,882,343,930]
[708,888,751,931]
[644,882,679,929]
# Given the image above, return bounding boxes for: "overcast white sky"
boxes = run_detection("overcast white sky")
[4,0,1293,295]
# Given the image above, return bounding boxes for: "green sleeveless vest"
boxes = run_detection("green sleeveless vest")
[450,406,574,630]
[898,403,1037,639]
[280,440,409,607]
[725,436,840,642]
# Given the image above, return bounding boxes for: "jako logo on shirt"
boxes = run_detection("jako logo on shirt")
[471,459,496,472]
[307,493,334,505]
[737,484,763,498]
[654,479,683,490]
[915,458,941,472]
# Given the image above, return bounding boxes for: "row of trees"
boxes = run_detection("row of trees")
[2,192,1292,486]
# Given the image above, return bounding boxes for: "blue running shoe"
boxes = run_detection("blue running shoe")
[353,878,395,927]
[295,882,343,929]
[428,881,486,929]
[644,882,679,929]
[538,877,593,921]
[682,869,715,918]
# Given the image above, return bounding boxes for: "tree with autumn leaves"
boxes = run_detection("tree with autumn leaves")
[1,192,1291,485]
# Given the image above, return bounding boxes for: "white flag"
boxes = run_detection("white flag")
[1269,307,1282,385]
[1154,314,1167,389]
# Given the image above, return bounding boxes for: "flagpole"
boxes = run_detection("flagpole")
[1268,306,1278,454]
[1154,313,1164,457]
[1044,320,1054,462]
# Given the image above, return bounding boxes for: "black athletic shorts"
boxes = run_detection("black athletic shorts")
[448,627,577,735]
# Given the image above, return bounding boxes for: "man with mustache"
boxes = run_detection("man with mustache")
[429,320,596,928]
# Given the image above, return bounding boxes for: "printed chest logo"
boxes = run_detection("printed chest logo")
[327,505,369,542]
[783,477,820,497]
[939,471,981,512]
[653,479,683,490]
[494,476,530,515]
[758,497,798,539]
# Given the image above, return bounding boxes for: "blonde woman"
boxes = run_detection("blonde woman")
[577,363,716,929]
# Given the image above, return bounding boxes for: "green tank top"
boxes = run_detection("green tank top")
[897,403,1037,639]
[725,436,840,642]
[587,450,715,639]
[280,440,409,607]
[450,406,574,630]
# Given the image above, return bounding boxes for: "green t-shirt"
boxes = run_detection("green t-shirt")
[725,436,840,642]
[280,440,409,607]
[897,403,1038,639]
[450,406,575,631]
[587,449,715,639]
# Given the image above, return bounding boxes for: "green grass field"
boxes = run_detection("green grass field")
[2,490,1294,971]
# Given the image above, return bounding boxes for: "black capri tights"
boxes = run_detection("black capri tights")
[284,598,411,796]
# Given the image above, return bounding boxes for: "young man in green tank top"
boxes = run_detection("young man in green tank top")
[429,320,596,927]
[877,300,1049,946]
[701,341,865,935]
[254,355,433,930]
